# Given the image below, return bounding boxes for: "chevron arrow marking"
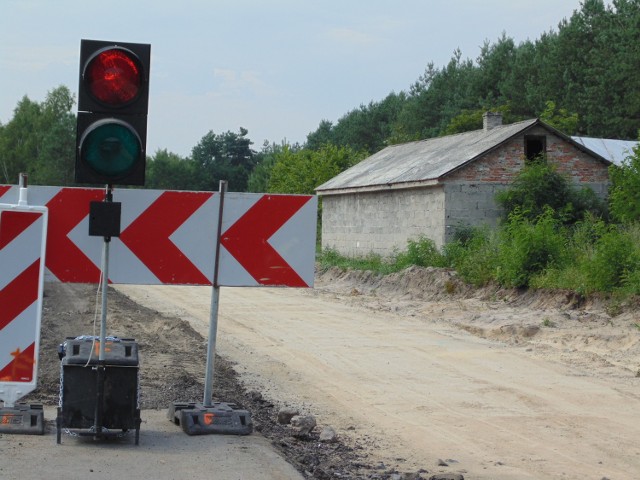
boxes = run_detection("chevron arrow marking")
[221,195,313,287]
[119,190,214,284]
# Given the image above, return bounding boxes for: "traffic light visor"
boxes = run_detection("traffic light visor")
[78,119,142,179]
[84,47,143,107]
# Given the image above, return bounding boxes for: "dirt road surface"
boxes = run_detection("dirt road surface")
[1,408,303,480]
[116,267,640,480]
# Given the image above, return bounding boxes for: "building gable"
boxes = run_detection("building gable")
[445,125,610,186]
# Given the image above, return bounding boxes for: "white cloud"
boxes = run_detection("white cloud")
[324,27,377,48]
[0,45,76,72]
[212,68,274,98]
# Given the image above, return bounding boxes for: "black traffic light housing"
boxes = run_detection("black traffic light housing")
[75,39,151,186]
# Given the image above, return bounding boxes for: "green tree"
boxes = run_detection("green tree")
[443,105,514,135]
[551,0,640,138]
[306,92,406,154]
[472,33,516,106]
[501,39,542,116]
[247,154,276,193]
[443,109,484,135]
[0,96,41,183]
[33,86,76,185]
[0,86,75,185]
[610,0,640,138]
[332,93,406,153]
[190,128,256,192]
[305,120,334,151]
[393,49,479,142]
[146,149,197,190]
[246,141,302,193]
[526,30,571,118]
[539,100,579,134]
[268,144,365,194]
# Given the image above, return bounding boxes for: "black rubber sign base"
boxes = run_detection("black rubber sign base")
[168,402,252,436]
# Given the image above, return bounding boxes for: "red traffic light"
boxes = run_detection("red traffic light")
[75,39,150,186]
[84,47,142,106]
[77,39,150,116]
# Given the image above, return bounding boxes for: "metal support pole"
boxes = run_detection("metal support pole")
[18,173,28,206]
[203,180,227,406]
[95,184,113,437]
[99,237,110,361]
[98,185,113,360]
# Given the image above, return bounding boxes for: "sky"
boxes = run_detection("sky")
[1,0,587,158]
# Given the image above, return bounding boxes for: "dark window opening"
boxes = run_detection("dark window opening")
[525,135,546,161]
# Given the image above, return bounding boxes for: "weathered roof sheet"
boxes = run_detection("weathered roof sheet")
[572,136,637,166]
[316,118,538,192]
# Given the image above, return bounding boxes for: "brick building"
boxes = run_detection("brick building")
[316,113,612,257]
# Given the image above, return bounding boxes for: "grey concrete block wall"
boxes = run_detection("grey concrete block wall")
[321,187,446,257]
[322,180,510,256]
[444,182,508,242]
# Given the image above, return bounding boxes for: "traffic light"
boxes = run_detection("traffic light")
[75,39,151,186]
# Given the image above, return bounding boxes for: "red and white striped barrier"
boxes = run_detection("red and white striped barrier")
[0,186,317,287]
[0,202,47,407]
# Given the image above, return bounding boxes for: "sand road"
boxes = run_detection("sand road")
[116,272,640,480]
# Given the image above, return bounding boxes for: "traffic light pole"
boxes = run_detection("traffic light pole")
[94,184,113,437]
[98,187,112,362]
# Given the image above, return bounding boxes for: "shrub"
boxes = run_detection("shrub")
[609,141,640,224]
[529,214,603,293]
[618,223,640,295]
[443,226,499,286]
[395,236,447,269]
[496,207,567,288]
[496,159,607,225]
[585,226,639,292]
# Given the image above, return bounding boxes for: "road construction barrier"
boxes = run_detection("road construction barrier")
[168,401,252,436]
[0,194,48,435]
[0,403,44,435]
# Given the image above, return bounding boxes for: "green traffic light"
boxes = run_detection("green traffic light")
[79,119,142,179]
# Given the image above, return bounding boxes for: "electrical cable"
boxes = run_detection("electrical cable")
[83,256,104,368]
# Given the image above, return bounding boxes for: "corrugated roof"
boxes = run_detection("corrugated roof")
[572,136,637,166]
[316,118,539,192]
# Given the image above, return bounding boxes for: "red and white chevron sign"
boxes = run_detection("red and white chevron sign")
[0,203,47,405]
[0,186,317,287]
